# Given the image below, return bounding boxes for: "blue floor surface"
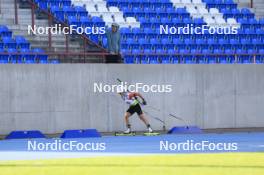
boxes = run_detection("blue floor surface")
[0,132,263,154]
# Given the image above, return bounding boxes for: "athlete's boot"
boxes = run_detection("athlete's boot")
[146,124,153,133]
[124,128,131,134]
[147,127,153,133]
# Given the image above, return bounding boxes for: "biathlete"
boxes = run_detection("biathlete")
[117,87,153,134]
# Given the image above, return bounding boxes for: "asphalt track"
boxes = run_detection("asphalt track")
[0,132,263,160]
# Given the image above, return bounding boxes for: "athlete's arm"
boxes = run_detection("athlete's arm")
[133,92,147,105]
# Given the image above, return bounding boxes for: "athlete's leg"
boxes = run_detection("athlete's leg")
[125,112,132,128]
[138,113,149,126]
[124,112,132,133]
[139,113,153,132]
[135,104,153,132]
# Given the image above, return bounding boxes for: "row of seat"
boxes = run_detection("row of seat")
[74,0,140,27]
[0,36,31,50]
[124,55,264,64]
[0,57,59,64]
[31,0,264,65]
[135,17,262,25]
[38,0,140,28]
[203,0,235,4]
[106,0,237,11]
[118,7,252,16]
[0,23,54,64]
[102,0,264,64]
[36,0,72,9]
[120,29,264,38]
[121,37,264,43]
[0,48,58,64]
[121,48,264,54]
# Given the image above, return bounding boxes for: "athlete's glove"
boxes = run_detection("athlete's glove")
[142,99,147,105]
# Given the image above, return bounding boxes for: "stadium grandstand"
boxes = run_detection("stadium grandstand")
[0,0,263,63]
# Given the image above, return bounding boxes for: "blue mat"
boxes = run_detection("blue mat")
[168,126,203,134]
[5,130,45,139]
[60,129,101,138]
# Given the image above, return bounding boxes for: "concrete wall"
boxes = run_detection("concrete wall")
[0,65,264,134]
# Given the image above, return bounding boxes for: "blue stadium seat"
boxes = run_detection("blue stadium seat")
[80,16,93,27]
[196,56,205,64]
[21,48,35,62]
[32,0,264,64]
[91,17,105,27]
[149,56,159,64]
[172,56,180,64]
[161,56,171,64]
[68,16,81,27]
[141,56,149,64]
[63,6,76,17]
[185,56,195,64]
[75,6,88,17]
[0,25,12,37]
[33,48,48,62]
[0,50,9,64]
[2,37,17,49]
[124,55,134,64]
[51,6,65,21]
[39,57,48,64]
[219,56,229,64]
[15,36,30,49]
[207,57,217,64]
[8,48,23,64]
[256,55,263,64]
[61,0,71,6]
[50,59,60,64]
[0,42,4,50]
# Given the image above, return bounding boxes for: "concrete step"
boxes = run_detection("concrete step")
[0,19,14,25]
[31,43,82,48]
[7,24,52,31]
[54,48,84,52]
[254,4,264,8]
[0,0,15,3]
[237,3,251,8]
[0,14,15,19]
[27,40,79,47]
[18,20,50,26]
[236,0,250,3]
[25,38,67,44]
[0,1,102,61]
[17,9,32,14]
[253,0,264,3]
[255,8,264,12]
[0,9,15,14]
[0,4,16,9]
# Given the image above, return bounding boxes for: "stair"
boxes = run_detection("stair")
[0,0,105,62]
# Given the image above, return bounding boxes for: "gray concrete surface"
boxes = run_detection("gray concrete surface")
[0,64,264,135]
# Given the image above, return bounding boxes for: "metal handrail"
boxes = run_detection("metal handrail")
[12,0,110,60]
[27,0,108,52]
